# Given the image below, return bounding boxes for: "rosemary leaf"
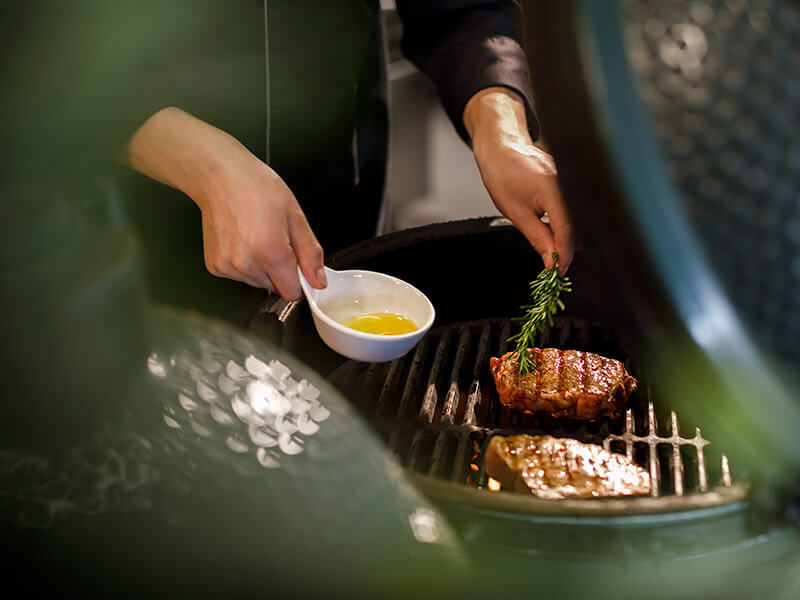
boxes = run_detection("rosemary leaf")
[507,252,572,375]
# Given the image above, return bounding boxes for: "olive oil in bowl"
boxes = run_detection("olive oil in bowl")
[342,312,417,335]
[297,265,434,362]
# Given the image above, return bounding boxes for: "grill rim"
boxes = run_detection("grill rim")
[408,471,749,520]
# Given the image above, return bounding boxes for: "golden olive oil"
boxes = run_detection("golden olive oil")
[343,312,417,335]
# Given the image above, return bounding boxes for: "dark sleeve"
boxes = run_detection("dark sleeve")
[395,0,539,145]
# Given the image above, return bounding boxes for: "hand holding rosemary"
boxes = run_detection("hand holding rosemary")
[508,252,572,375]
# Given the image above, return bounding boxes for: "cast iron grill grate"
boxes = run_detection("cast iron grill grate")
[603,401,732,498]
[330,317,739,503]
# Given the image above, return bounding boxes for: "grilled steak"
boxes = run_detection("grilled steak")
[489,349,637,420]
[485,434,651,499]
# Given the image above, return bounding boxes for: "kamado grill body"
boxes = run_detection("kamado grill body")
[252,0,800,589]
[252,218,790,564]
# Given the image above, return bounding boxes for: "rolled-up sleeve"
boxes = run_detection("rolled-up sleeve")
[396,0,539,145]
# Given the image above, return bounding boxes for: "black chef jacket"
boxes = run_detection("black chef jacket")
[0,0,537,324]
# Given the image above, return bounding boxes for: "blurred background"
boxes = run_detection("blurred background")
[381,0,501,232]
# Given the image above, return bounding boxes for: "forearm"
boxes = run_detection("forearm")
[118,106,326,299]
[119,106,248,205]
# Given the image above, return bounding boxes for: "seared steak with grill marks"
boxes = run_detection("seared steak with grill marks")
[489,349,637,420]
[485,434,651,499]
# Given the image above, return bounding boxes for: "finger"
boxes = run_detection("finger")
[199,205,283,294]
[538,181,575,275]
[242,272,278,294]
[231,257,279,293]
[511,210,557,270]
[242,274,273,291]
[289,210,326,289]
[204,249,266,289]
[257,238,302,301]
[260,274,277,294]
[222,255,275,291]
[217,262,272,290]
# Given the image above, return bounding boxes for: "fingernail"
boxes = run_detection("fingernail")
[316,267,327,287]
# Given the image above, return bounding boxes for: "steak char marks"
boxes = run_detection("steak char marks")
[485,434,651,498]
[489,348,637,421]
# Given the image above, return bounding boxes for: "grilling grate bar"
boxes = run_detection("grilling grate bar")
[419,330,452,423]
[441,327,473,425]
[404,331,457,469]
[489,321,513,428]
[427,327,475,479]
[450,432,474,481]
[463,323,492,427]
[387,337,427,422]
[722,455,732,487]
[602,402,723,497]
[375,352,407,415]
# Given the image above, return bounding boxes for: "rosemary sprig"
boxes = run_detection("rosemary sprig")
[507,252,572,375]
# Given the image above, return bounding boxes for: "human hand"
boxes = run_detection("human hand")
[121,107,326,300]
[464,88,575,274]
[194,149,326,300]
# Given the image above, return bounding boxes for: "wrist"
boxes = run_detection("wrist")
[182,136,252,210]
[171,118,250,205]
[463,87,532,153]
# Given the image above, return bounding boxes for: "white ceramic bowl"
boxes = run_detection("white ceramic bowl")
[297,266,435,362]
